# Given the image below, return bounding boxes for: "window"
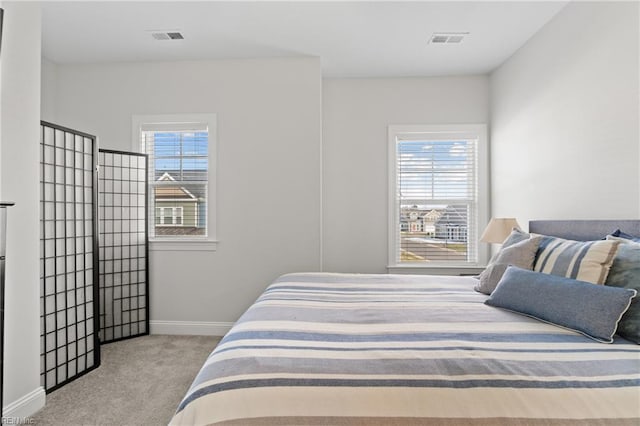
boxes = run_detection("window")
[388,124,488,268]
[156,207,183,226]
[133,114,217,250]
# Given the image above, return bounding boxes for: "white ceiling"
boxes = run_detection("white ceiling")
[41,1,569,78]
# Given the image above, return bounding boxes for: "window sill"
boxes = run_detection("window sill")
[386,265,485,276]
[149,239,218,252]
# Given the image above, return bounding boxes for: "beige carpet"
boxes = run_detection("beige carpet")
[32,335,220,426]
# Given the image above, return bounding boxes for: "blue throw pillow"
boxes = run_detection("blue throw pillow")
[502,228,530,247]
[486,266,637,343]
[605,236,640,343]
[610,229,640,243]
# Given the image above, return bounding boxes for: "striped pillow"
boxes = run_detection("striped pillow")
[534,237,620,284]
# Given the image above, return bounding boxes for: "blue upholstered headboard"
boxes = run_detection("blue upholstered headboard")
[528,220,640,241]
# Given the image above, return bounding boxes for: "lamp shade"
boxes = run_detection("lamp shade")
[480,218,521,244]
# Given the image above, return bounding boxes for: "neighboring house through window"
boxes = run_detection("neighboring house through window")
[388,124,488,269]
[156,206,184,226]
[154,172,197,229]
[132,114,217,251]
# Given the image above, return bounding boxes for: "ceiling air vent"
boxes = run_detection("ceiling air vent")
[150,31,184,41]
[429,32,468,44]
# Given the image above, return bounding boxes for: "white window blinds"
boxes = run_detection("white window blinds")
[141,128,208,238]
[389,125,488,267]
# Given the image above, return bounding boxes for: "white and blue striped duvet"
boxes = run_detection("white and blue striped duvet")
[171,273,640,425]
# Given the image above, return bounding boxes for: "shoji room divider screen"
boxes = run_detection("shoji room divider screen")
[40,123,149,392]
[98,149,149,342]
[39,122,100,391]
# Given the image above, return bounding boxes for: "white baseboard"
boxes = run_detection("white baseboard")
[3,386,46,420]
[150,320,233,337]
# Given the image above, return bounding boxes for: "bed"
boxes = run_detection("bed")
[171,220,640,425]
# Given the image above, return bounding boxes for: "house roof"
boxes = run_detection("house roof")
[155,172,197,201]
[435,205,468,226]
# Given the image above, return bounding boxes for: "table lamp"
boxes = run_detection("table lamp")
[480,218,521,244]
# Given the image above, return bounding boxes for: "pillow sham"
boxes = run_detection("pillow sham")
[605,236,640,344]
[475,236,542,295]
[501,228,530,247]
[483,227,531,270]
[486,266,637,343]
[534,236,619,284]
[610,229,640,243]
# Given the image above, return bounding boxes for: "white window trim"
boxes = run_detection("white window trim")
[132,113,218,252]
[387,124,489,270]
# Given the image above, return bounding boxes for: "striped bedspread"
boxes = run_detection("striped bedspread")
[171,273,640,425]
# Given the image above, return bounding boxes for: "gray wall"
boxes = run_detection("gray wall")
[1,1,45,416]
[47,57,322,325]
[40,57,57,123]
[490,1,640,227]
[322,76,490,273]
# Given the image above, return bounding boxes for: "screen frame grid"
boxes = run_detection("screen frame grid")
[98,148,149,345]
[39,121,100,393]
